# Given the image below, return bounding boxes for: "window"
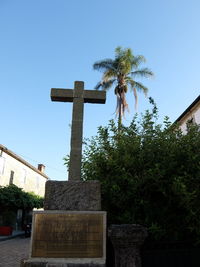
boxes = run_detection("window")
[9,171,14,185]
[188,115,196,124]
[0,157,5,175]
[188,117,194,124]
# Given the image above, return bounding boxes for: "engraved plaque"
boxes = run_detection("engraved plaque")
[31,211,105,259]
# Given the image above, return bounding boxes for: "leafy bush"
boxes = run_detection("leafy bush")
[0,184,44,210]
[77,99,200,242]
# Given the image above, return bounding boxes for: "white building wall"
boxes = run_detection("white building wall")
[179,101,200,134]
[0,150,47,197]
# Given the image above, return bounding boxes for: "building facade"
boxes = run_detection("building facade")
[175,95,200,133]
[0,145,48,197]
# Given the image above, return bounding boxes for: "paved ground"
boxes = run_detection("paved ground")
[0,237,30,267]
[0,231,24,242]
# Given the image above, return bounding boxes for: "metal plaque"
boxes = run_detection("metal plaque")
[31,212,105,258]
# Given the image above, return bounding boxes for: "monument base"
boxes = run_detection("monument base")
[21,260,105,267]
[23,211,106,267]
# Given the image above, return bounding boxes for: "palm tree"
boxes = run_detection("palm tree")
[93,46,154,125]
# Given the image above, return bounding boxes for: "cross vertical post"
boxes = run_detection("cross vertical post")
[69,81,84,180]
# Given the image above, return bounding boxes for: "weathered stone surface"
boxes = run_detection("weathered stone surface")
[109,224,148,267]
[69,92,84,181]
[44,180,101,211]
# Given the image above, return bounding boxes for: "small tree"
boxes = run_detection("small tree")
[93,46,153,126]
[77,100,200,243]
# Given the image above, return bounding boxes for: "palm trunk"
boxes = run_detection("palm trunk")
[118,93,122,130]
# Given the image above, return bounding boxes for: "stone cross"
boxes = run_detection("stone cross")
[51,81,106,181]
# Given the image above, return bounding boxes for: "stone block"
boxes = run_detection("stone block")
[44,180,101,211]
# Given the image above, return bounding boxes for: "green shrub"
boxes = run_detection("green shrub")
[74,99,200,242]
[0,184,43,210]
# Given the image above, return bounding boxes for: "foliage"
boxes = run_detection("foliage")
[0,184,44,211]
[79,99,200,242]
[93,46,153,124]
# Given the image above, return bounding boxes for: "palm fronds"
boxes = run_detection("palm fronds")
[131,55,146,67]
[130,68,154,78]
[93,59,115,72]
[94,79,116,91]
[133,81,148,96]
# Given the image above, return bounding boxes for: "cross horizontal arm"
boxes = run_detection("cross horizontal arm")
[83,90,106,104]
[51,88,106,104]
[51,89,74,102]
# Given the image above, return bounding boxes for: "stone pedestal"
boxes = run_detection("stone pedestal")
[44,180,101,211]
[22,181,106,267]
[109,224,147,267]
[21,262,105,267]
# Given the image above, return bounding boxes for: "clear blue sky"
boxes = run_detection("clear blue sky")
[0,0,199,181]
